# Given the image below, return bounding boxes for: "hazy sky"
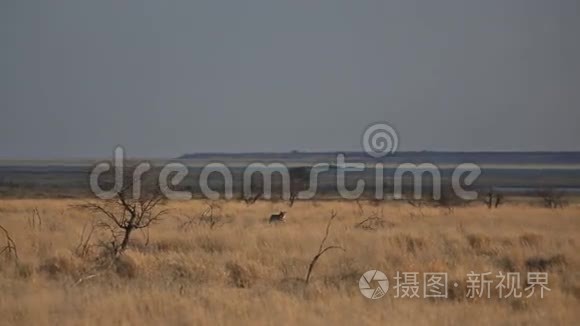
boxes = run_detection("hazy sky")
[1,0,579,159]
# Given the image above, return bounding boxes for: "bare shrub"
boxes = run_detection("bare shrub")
[181,201,228,230]
[304,210,345,284]
[484,189,504,209]
[495,194,504,208]
[80,184,168,256]
[288,166,310,207]
[242,181,263,205]
[539,189,567,209]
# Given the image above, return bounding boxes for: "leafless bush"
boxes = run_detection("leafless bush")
[181,201,228,230]
[539,189,566,209]
[289,167,310,207]
[80,184,168,256]
[304,210,345,285]
[240,178,265,205]
[495,193,504,208]
[484,189,503,209]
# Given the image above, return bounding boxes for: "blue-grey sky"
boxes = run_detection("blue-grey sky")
[1,0,579,159]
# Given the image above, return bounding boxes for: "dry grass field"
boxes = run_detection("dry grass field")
[0,199,579,325]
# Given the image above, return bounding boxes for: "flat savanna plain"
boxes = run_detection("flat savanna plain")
[0,199,579,325]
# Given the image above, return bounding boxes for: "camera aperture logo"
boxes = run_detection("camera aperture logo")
[359,270,389,299]
[362,122,398,158]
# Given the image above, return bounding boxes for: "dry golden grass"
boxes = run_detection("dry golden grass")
[0,199,579,325]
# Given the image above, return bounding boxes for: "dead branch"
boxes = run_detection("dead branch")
[304,210,345,284]
[288,192,297,207]
[140,227,151,247]
[74,273,99,286]
[0,224,18,264]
